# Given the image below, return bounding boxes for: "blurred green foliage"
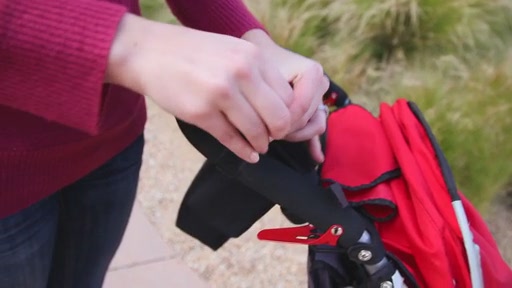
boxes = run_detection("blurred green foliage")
[139,0,512,212]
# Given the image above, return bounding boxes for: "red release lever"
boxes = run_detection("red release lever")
[323,91,339,108]
[257,224,343,246]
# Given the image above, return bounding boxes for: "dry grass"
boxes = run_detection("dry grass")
[246,0,512,87]
[364,52,512,211]
[244,0,512,211]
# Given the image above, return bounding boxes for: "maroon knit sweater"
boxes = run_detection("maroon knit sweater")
[0,0,264,219]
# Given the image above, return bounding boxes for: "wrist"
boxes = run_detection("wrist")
[241,29,278,49]
[105,13,150,91]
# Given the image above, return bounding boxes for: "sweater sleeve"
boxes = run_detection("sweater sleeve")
[0,0,128,135]
[167,0,265,38]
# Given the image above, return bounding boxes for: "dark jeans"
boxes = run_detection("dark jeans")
[0,135,144,288]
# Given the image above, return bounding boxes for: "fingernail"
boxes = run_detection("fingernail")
[249,152,260,163]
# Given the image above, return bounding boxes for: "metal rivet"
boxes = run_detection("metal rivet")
[358,249,373,261]
[330,226,343,236]
[380,281,393,288]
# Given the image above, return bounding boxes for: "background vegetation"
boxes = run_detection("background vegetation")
[139,0,512,212]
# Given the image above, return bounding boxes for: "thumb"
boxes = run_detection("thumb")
[308,136,324,163]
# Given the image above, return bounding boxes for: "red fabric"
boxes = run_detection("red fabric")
[0,0,264,219]
[321,100,512,287]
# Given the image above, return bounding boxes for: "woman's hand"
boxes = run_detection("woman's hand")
[242,29,330,163]
[107,14,297,164]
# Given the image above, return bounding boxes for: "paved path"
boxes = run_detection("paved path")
[104,203,210,288]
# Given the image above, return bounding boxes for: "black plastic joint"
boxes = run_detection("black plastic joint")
[347,243,383,265]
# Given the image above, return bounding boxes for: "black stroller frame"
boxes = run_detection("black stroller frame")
[175,80,419,288]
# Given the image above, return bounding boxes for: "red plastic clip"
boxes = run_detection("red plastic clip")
[323,91,339,108]
[257,224,343,246]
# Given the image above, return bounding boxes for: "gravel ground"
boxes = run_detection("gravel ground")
[136,99,511,288]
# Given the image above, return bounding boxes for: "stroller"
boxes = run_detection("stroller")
[175,79,512,287]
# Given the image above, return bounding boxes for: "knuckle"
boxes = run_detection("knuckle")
[209,80,232,101]
[245,125,264,140]
[231,44,258,79]
[311,61,325,77]
[217,130,238,146]
[297,117,309,129]
[282,90,294,106]
[188,105,211,122]
[270,112,291,137]
[242,119,268,152]
[309,61,329,90]
[298,101,311,115]
[232,61,252,80]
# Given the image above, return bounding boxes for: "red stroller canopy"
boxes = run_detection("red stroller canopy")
[319,100,512,287]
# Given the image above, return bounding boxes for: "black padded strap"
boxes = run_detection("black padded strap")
[177,119,369,245]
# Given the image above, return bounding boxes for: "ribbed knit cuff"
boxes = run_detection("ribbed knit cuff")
[167,0,266,38]
[1,0,128,134]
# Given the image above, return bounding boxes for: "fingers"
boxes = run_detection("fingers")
[204,45,329,163]
[200,112,260,163]
[289,69,330,132]
[238,63,292,141]
[258,60,294,107]
[284,108,327,142]
[308,136,325,163]
[217,85,270,154]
